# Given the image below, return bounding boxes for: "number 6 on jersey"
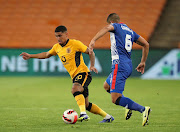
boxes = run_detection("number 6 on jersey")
[125,34,132,52]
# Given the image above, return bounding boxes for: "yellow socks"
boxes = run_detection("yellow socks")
[89,103,107,118]
[74,92,110,119]
[74,94,86,113]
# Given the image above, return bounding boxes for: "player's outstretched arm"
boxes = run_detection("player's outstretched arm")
[89,24,114,54]
[84,48,98,73]
[135,36,149,74]
[20,51,52,60]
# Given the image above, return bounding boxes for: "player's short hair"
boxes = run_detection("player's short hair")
[107,13,120,23]
[55,25,67,33]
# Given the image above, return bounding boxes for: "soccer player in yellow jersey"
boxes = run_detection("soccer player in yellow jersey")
[20,25,114,123]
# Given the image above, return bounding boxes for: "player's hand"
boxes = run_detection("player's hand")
[90,66,98,74]
[19,52,31,60]
[89,40,95,55]
[136,62,145,74]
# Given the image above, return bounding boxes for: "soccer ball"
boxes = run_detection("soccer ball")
[62,109,78,124]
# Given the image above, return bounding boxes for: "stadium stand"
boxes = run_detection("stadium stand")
[0,0,166,49]
[149,0,180,48]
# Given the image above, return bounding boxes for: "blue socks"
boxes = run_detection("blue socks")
[115,96,145,113]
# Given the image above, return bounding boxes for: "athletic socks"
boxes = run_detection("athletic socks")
[73,91,111,118]
[86,103,111,118]
[116,96,145,113]
[104,114,112,119]
[73,92,86,113]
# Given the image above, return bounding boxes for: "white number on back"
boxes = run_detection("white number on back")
[125,34,132,52]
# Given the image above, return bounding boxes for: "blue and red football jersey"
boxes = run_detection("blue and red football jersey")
[110,23,140,65]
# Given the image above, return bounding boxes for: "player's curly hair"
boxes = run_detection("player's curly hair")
[55,25,67,32]
[107,13,120,23]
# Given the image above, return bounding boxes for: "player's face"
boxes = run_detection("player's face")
[55,32,68,45]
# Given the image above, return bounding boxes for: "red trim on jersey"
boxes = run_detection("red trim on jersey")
[73,115,78,124]
[111,64,118,89]
[119,22,124,24]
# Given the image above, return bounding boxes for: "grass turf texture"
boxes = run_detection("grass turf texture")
[0,77,179,132]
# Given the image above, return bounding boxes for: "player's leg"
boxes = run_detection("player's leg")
[85,94,114,123]
[83,72,114,123]
[71,83,89,121]
[111,84,151,125]
[111,92,133,120]
[111,88,145,113]
[104,73,111,93]
[104,80,125,98]
[72,73,89,121]
[111,63,150,125]
[106,71,132,120]
[111,64,145,114]
[104,81,110,93]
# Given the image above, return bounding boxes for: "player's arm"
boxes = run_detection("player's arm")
[89,24,114,54]
[20,51,52,60]
[135,36,149,74]
[84,48,98,73]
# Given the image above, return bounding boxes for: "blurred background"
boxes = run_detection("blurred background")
[0,0,180,79]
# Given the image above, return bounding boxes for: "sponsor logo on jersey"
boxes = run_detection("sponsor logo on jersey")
[66,48,71,53]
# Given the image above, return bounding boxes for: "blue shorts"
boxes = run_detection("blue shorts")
[106,62,132,94]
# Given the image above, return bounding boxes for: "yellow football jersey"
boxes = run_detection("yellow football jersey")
[49,39,90,78]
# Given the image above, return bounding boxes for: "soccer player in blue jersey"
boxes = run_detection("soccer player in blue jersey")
[89,13,150,126]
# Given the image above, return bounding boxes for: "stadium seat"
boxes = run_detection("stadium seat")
[0,0,166,49]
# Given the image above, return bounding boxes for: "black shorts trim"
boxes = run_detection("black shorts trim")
[73,72,92,87]
[73,72,92,98]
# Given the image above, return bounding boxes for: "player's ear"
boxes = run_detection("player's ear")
[65,31,68,36]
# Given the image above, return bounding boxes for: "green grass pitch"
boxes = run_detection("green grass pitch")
[0,77,180,132]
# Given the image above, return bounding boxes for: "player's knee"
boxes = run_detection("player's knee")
[112,98,117,104]
[111,96,122,105]
[71,87,77,94]
[103,82,109,90]
[103,81,110,93]
[114,97,122,105]
[71,83,83,94]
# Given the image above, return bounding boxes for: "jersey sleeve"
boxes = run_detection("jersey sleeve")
[48,44,57,55]
[75,41,88,53]
[112,23,118,31]
[133,31,140,42]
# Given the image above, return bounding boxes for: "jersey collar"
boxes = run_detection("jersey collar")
[60,39,69,47]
